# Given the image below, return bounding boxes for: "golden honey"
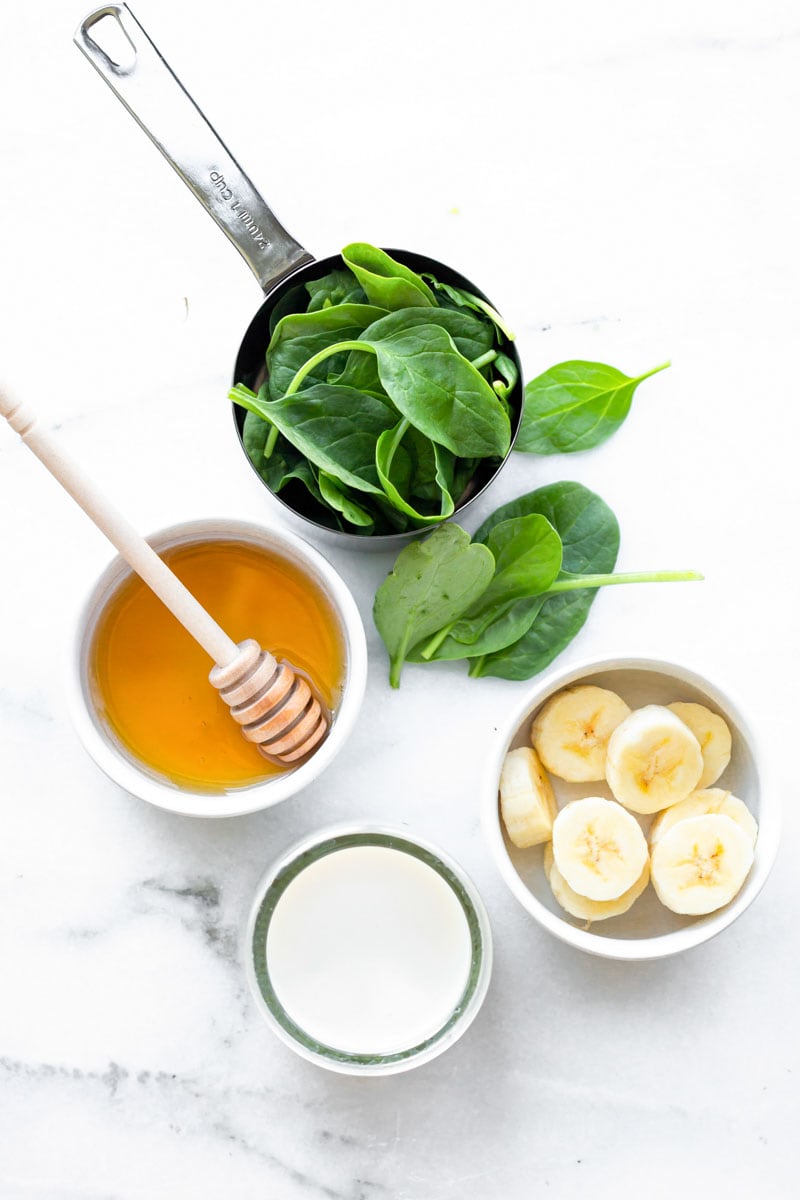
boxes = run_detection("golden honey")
[89,538,345,791]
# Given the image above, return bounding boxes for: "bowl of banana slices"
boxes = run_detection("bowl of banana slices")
[483,656,779,960]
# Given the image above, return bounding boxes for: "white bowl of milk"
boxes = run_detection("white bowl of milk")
[245,824,493,1074]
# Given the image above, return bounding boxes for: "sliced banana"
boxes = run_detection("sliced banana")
[649,788,758,848]
[650,813,754,915]
[551,796,648,901]
[530,685,631,782]
[605,704,703,814]
[499,746,557,848]
[667,702,732,788]
[544,843,650,922]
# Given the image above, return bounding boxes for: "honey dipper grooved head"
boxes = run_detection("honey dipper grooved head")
[208,639,329,765]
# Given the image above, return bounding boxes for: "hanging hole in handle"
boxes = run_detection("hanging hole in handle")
[82,9,137,74]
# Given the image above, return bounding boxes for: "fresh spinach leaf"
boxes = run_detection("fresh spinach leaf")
[469,481,620,679]
[330,307,493,399]
[318,472,375,530]
[267,281,311,337]
[368,324,511,458]
[236,382,397,495]
[373,524,495,687]
[242,412,326,506]
[305,268,367,311]
[493,352,519,404]
[422,275,515,341]
[242,408,271,464]
[412,514,562,661]
[286,324,511,459]
[342,244,435,310]
[375,420,455,524]
[360,306,495,363]
[516,359,670,454]
[232,244,519,534]
[331,343,383,395]
[266,304,386,399]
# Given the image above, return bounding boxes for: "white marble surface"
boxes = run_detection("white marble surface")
[1,1,798,1196]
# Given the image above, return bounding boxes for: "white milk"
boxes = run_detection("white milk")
[265,845,473,1055]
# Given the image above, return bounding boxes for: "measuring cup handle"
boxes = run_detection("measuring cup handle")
[74,3,314,293]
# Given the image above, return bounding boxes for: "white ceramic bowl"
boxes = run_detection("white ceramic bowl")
[66,518,367,818]
[482,656,779,961]
[245,823,493,1075]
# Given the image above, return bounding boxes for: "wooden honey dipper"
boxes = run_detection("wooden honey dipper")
[0,388,329,765]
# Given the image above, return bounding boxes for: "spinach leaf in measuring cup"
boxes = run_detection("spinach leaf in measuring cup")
[342,243,436,310]
[286,323,511,459]
[373,524,495,687]
[242,411,326,507]
[516,360,670,454]
[375,420,456,524]
[318,472,376,530]
[422,275,515,342]
[305,267,368,311]
[266,304,387,400]
[230,243,519,533]
[367,324,510,458]
[330,305,494,402]
[359,306,495,363]
[233,382,396,496]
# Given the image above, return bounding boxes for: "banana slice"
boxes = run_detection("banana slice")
[499,747,557,848]
[530,685,631,782]
[551,796,648,901]
[544,843,650,922]
[650,813,754,915]
[667,702,732,788]
[649,788,758,848]
[605,705,703,814]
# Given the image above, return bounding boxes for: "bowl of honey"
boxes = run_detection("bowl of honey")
[66,518,367,817]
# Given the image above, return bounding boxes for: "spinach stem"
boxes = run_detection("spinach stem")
[636,359,671,383]
[544,569,703,593]
[468,655,486,677]
[285,340,376,396]
[471,349,498,371]
[263,424,279,458]
[419,621,455,660]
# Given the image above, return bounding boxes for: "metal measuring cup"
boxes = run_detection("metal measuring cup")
[75,4,523,547]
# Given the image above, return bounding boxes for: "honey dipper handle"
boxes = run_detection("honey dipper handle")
[0,389,240,668]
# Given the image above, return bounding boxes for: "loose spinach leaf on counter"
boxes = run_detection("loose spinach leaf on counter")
[516,360,670,455]
[411,514,563,661]
[468,481,620,678]
[373,524,495,688]
[342,243,436,310]
[373,481,702,685]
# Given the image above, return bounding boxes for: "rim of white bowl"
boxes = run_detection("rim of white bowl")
[244,822,494,1075]
[64,518,367,818]
[482,654,780,961]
